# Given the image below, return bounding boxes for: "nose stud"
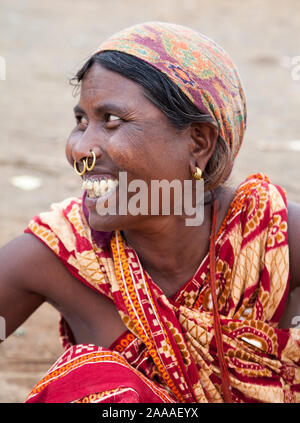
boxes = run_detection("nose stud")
[74,151,96,176]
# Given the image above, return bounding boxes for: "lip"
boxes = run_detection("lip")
[82,168,118,181]
[84,184,119,211]
[84,191,98,210]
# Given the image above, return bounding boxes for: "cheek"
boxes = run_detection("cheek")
[106,126,149,175]
[107,124,189,181]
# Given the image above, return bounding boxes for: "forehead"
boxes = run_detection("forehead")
[79,62,145,106]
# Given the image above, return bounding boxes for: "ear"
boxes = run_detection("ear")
[188,122,218,174]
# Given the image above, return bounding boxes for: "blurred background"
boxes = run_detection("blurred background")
[0,0,299,402]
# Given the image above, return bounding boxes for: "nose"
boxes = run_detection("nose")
[70,127,103,164]
[72,143,102,164]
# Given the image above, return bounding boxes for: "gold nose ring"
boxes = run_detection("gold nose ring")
[86,150,96,171]
[74,158,87,176]
[73,151,96,176]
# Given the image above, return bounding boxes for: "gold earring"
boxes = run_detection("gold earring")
[74,159,87,176]
[86,150,96,172]
[192,166,203,180]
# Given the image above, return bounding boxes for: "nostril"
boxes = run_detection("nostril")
[69,145,102,174]
[73,146,101,162]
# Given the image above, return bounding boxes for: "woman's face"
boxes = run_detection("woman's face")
[65,62,193,232]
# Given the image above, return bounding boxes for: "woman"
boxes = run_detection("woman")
[1,21,300,403]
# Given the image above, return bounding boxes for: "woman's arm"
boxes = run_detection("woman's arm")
[0,233,65,341]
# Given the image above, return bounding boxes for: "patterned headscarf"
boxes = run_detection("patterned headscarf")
[95,21,247,159]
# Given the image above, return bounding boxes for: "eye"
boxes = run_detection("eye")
[75,115,88,129]
[106,114,121,122]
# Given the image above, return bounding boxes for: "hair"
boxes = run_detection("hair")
[70,50,233,191]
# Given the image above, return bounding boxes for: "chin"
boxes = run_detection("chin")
[88,209,137,233]
[87,210,119,232]
[88,209,149,233]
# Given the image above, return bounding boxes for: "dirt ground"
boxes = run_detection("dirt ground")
[0,0,300,403]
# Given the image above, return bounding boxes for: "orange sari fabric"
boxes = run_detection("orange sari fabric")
[24,174,300,403]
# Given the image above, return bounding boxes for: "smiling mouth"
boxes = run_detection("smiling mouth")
[82,175,119,198]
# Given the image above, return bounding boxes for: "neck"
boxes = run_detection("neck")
[122,189,228,295]
[121,185,236,295]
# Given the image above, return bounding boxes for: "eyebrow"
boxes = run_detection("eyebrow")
[73,102,129,116]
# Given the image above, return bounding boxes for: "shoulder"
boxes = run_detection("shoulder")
[1,233,77,298]
[226,174,287,233]
[232,175,300,289]
[25,196,89,254]
[287,200,300,290]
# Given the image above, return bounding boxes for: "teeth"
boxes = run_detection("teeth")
[82,177,118,198]
[100,179,108,194]
[93,180,100,197]
[88,189,96,198]
[86,180,93,190]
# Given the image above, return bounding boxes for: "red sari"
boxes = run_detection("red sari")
[24,174,300,403]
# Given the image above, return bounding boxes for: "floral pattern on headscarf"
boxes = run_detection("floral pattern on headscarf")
[96,21,247,160]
